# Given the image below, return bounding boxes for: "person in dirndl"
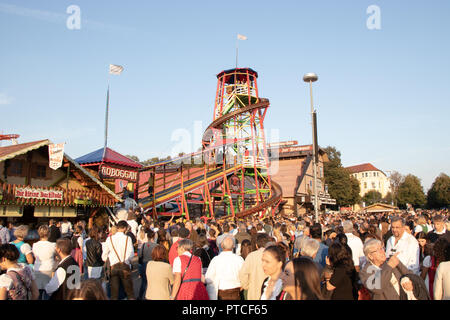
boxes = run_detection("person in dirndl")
[170,239,209,300]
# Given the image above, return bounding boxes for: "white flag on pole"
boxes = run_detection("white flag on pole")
[109,64,124,75]
[237,34,247,40]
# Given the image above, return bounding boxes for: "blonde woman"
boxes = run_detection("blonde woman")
[10,225,34,265]
[32,225,57,299]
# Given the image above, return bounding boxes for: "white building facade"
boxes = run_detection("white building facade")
[346,163,391,198]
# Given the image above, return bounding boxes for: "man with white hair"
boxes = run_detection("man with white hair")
[359,238,410,300]
[300,238,320,259]
[205,236,244,300]
[300,238,323,273]
[342,220,365,272]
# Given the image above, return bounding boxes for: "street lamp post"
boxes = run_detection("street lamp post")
[303,73,319,223]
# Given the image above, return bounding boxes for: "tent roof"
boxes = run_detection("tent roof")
[75,147,142,168]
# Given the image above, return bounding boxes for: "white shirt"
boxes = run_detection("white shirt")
[45,256,80,295]
[60,221,73,234]
[101,232,134,267]
[345,233,365,267]
[205,251,244,294]
[260,277,283,300]
[81,237,90,261]
[173,251,192,274]
[32,240,57,272]
[127,220,138,237]
[385,231,420,274]
[423,255,432,292]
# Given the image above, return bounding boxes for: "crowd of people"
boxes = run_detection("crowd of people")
[0,206,449,301]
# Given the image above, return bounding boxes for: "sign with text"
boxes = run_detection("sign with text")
[15,187,63,201]
[279,145,312,154]
[49,143,65,170]
[99,165,138,182]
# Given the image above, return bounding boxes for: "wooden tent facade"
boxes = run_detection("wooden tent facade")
[0,140,121,220]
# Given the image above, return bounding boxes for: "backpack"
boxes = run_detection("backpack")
[7,269,32,300]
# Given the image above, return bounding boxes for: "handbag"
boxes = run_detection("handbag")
[175,254,193,300]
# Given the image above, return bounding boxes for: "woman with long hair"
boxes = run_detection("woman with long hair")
[416,232,429,265]
[240,239,253,260]
[157,228,170,251]
[326,242,359,300]
[421,238,448,299]
[280,257,322,300]
[260,245,286,300]
[193,234,214,275]
[68,279,108,300]
[84,225,104,280]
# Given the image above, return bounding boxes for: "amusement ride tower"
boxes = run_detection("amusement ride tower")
[202,68,273,213]
[137,67,281,220]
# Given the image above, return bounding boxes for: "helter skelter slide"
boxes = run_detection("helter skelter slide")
[137,68,282,220]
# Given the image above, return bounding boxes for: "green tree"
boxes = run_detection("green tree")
[350,175,361,204]
[383,192,394,205]
[323,146,360,206]
[388,171,404,207]
[362,190,383,206]
[427,173,450,208]
[397,174,426,209]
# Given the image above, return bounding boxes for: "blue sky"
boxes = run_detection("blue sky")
[1,0,449,191]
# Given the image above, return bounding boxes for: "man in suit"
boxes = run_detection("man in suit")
[359,238,411,300]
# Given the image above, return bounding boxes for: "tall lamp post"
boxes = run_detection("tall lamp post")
[303,73,319,223]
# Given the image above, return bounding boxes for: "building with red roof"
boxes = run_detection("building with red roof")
[345,163,391,198]
[75,147,143,198]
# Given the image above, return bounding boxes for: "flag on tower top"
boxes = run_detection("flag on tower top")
[109,64,124,75]
[237,34,247,40]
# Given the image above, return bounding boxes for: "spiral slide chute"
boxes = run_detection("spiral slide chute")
[137,68,282,219]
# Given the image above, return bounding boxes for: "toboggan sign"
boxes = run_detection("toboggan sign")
[99,164,138,182]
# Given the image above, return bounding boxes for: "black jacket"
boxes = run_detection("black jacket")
[48,225,61,243]
[85,239,103,267]
[427,230,450,243]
